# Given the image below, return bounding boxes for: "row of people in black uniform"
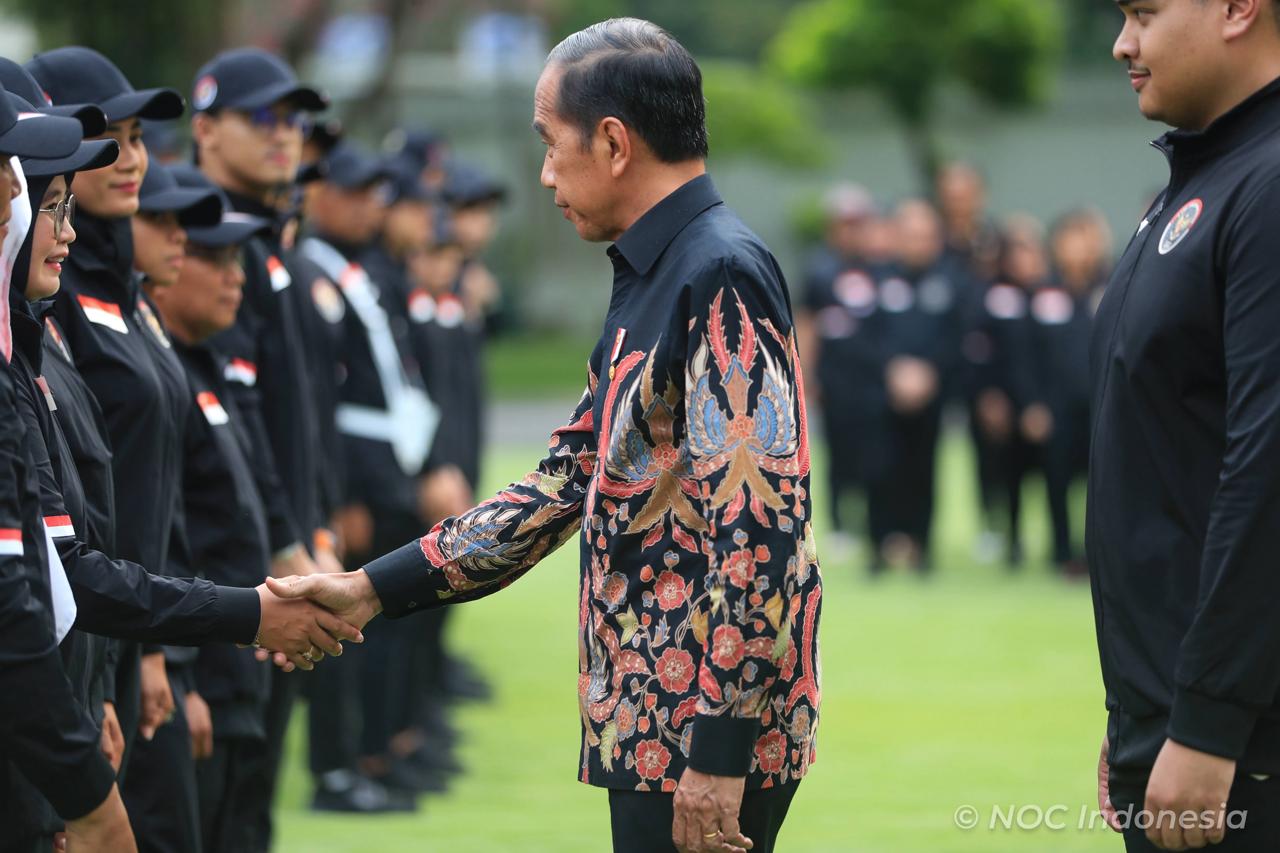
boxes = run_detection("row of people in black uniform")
[0,43,504,853]
[799,170,1113,575]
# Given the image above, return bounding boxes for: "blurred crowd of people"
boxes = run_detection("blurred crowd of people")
[797,163,1116,576]
[0,44,508,853]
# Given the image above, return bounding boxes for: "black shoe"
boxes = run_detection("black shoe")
[405,739,464,777]
[379,756,451,795]
[443,654,493,704]
[311,770,418,814]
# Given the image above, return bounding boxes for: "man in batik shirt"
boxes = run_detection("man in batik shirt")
[272,18,822,853]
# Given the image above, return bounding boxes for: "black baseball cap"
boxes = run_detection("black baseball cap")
[384,153,432,205]
[26,47,184,123]
[0,83,83,160]
[191,48,327,114]
[323,142,393,190]
[0,58,106,137]
[442,162,506,207]
[138,162,222,227]
[8,94,118,178]
[168,164,272,246]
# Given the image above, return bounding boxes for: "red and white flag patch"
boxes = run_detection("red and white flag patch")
[43,515,74,539]
[266,255,292,292]
[224,358,257,387]
[0,529,23,556]
[77,295,128,334]
[197,391,229,426]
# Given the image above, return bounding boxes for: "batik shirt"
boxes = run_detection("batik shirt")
[365,175,822,791]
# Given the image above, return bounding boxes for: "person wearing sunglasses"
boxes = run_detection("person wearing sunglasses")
[192,48,401,832]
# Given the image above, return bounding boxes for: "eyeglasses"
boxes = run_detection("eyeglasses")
[38,193,75,239]
[239,106,313,136]
[185,242,242,269]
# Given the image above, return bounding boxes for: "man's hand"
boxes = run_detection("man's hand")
[1097,735,1123,833]
[100,702,124,772]
[333,504,374,556]
[265,570,383,635]
[185,692,213,760]
[1020,403,1054,444]
[885,356,939,414]
[138,653,173,741]
[1144,738,1236,849]
[418,465,472,524]
[63,784,136,852]
[253,583,365,671]
[672,767,753,853]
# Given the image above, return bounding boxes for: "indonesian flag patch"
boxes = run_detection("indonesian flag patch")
[224,358,257,387]
[0,529,22,556]
[43,515,74,539]
[267,255,292,292]
[197,391,229,426]
[77,294,128,334]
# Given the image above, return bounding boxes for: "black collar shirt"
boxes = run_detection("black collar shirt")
[363,174,823,791]
[1090,76,1280,776]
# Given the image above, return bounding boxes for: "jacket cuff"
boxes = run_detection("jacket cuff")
[688,714,760,777]
[1167,688,1259,760]
[363,542,432,619]
[211,585,262,646]
[46,751,116,820]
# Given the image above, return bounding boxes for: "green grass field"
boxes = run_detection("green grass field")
[274,432,1115,852]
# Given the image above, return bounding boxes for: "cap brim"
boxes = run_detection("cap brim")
[330,164,392,190]
[0,112,84,159]
[21,138,119,177]
[43,103,107,138]
[224,80,328,113]
[100,88,185,123]
[138,186,222,227]
[186,212,271,246]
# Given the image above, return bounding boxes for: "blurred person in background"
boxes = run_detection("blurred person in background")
[867,198,963,573]
[961,215,1046,569]
[1022,208,1113,575]
[189,46,343,839]
[142,164,279,853]
[299,141,433,811]
[794,184,887,565]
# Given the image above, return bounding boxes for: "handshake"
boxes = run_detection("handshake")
[251,570,385,671]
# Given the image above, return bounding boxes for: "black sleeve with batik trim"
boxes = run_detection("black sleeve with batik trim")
[364,349,601,615]
[684,258,812,777]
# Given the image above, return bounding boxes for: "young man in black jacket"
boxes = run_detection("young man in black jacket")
[1094,1,1280,849]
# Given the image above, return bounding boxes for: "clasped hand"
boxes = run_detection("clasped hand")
[248,582,366,672]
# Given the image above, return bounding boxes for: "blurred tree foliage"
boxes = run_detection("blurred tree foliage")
[701,61,826,167]
[546,0,803,61]
[1,0,226,93]
[768,0,1063,188]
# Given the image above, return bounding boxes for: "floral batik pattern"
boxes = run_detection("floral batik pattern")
[405,265,821,792]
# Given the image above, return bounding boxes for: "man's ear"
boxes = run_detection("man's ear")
[1222,0,1266,41]
[599,117,632,178]
[191,112,216,154]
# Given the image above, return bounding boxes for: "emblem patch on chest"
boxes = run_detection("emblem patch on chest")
[1158,199,1203,255]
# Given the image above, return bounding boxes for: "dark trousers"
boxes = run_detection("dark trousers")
[307,649,359,775]
[242,666,301,850]
[608,781,800,853]
[1042,402,1088,564]
[1111,773,1280,851]
[196,737,261,853]
[114,641,142,781]
[868,403,943,559]
[121,677,201,853]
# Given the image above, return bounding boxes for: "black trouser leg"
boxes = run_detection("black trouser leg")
[1043,419,1074,565]
[197,737,261,853]
[241,667,301,851]
[608,781,801,853]
[306,650,359,776]
[121,674,201,853]
[114,641,142,782]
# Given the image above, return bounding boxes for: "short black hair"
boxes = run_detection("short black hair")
[546,18,708,163]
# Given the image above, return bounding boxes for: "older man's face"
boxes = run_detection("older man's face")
[533,65,622,242]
